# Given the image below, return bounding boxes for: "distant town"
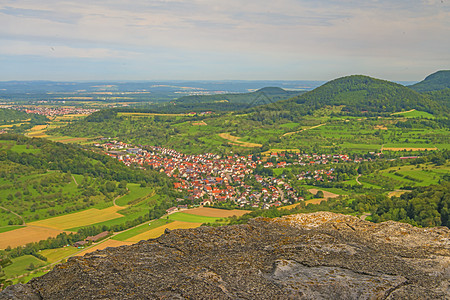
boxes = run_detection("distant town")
[96,139,378,209]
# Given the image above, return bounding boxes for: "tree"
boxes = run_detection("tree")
[315,190,324,198]
[0,253,12,290]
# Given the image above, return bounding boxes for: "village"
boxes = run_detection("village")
[95,140,374,210]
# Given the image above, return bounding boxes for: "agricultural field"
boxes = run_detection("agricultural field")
[183,207,250,218]
[112,219,173,242]
[0,226,66,249]
[2,255,47,279]
[378,162,449,188]
[40,247,81,263]
[28,206,125,231]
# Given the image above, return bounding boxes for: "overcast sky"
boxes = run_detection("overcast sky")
[0,0,449,81]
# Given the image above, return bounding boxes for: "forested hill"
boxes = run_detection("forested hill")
[253,75,445,116]
[409,70,450,92]
[175,87,302,107]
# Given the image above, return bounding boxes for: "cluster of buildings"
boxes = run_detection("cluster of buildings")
[97,140,373,209]
[1,105,98,117]
[18,106,98,117]
[98,141,304,208]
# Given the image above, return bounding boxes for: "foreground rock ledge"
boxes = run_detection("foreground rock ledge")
[1,212,449,299]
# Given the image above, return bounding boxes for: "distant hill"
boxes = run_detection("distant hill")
[256,75,444,116]
[409,70,450,92]
[174,87,303,109]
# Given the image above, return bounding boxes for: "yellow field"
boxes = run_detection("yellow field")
[261,149,301,156]
[218,133,262,147]
[279,198,327,210]
[374,125,388,130]
[29,206,124,230]
[76,239,133,256]
[40,247,80,263]
[30,125,48,131]
[184,207,250,218]
[382,147,437,151]
[0,226,65,249]
[125,221,202,242]
[308,189,339,199]
[192,121,207,126]
[388,190,408,198]
[0,122,29,128]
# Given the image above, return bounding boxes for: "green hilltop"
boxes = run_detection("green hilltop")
[409,70,450,92]
[254,75,444,117]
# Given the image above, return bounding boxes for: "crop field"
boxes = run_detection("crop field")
[182,207,251,218]
[308,189,340,199]
[29,206,124,231]
[112,219,173,242]
[75,239,133,256]
[280,198,327,210]
[0,226,66,249]
[382,147,438,151]
[40,247,80,263]
[124,221,202,242]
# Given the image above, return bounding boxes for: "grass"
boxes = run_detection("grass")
[167,212,221,223]
[40,247,80,263]
[379,163,449,187]
[112,219,173,241]
[394,110,435,119]
[3,255,47,278]
[115,184,154,207]
[0,226,23,233]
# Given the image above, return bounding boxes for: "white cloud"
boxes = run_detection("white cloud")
[0,0,448,80]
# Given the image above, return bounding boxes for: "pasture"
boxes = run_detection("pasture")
[124,221,202,242]
[29,206,124,231]
[112,219,173,242]
[115,184,154,207]
[0,226,65,249]
[3,255,47,279]
[167,212,221,223]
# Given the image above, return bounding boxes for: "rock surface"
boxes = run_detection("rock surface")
[1,212,449,299]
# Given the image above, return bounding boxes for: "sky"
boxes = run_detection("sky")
[0,0,449,81]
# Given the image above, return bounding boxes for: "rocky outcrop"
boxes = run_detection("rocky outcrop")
[1,212,449,299]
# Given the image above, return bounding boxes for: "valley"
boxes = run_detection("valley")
[0,71,449,288]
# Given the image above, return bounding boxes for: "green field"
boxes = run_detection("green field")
[0,226,24,233]
[3,255,47,278]
[167,212,221,223]
[379,163,449,188]
[112,218,172,241]
[115,183,154,207]
[394,110,435,119]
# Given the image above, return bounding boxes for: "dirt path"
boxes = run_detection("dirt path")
[71,174,78,186]
[282,123,326,137]
[391,109,415,115]
[360,213,370,221]
[356,174,362,185]
[0,205,25,225]
[218,133,262,148]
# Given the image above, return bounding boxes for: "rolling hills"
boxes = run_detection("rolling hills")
[254,75,445,117]
[409,70,450,92]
